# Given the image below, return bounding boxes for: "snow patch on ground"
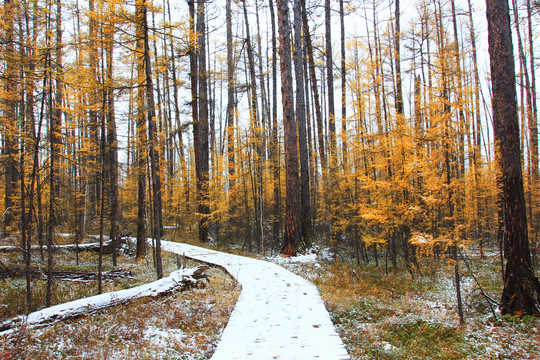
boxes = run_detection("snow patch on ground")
[269,250,318,265]
[265,247,333,283]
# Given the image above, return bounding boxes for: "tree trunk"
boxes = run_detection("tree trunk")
[466,0,485,258]
[486,0,540,316]
[195,0,210,243]
[325,0,338,241]
[242,0,264,251]
[88,0,100,220]
[527,0,539,266]
[2,0,17,236]
[135,0,147,259]
[23,0,41,311]
[226,0,236,221]
[143,0,163,279]
[188,0,198,237]
[268,0,281,240]
[325,0,336,173]
[276,0,301,255]
[105,7,119,267]
[340,0,347,172]
[302,0,326,197]
[293,0,311,243]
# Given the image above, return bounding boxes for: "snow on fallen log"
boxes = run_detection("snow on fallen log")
[0,265,209,335]
[0,240,123,254]
[0,268,134,281]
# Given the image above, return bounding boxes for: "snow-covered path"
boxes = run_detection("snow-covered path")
[161,240,350,360]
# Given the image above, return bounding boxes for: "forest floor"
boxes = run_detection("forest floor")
[1,232,539,359]
[270,247,540,359]
[0,235,240,359]
[0,234,181,322]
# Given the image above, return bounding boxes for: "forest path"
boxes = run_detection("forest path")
[161,240,350,360]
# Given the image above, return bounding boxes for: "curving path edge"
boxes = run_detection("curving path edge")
[161,240,350,360]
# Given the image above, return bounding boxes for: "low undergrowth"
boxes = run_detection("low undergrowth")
[283,251,540,359]
[1,236,182,322]
[1,266,239,359]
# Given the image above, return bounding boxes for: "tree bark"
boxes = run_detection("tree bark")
[195,0,210,243]
[135,0,148,259]
[486,0,540,316]
[226,0,236,218]
[276,0,301,255]
[105,5,119,267]
[269,0,281,240]
[293,0,311,243]
[340,0,347,172]
[527,0,539,266]
[242,0,264,251]
[189,0,199,238]
[302,0,326,193]
[139,0,163,278]
[2,0,17,236]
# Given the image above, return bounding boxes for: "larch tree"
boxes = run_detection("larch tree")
[226,0,236,221]
[268,0,281,240]
[276,0,301,255]
[302,0,326,210]
[340,0,347,172]
[134,0,163,277]
[325,0,338,241]
[2,0,17,236]
[526,0,539,266]
[241,0,264,251]
[104,0,119,267]
[144,0,163,279]
[135,0,148,259]
[293,0,311,243]
[486,0,540,316]
[195,0,210,244]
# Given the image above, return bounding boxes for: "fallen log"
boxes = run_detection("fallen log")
[0,265,209,334]
[0,239,129,255]
[0,268,134,281]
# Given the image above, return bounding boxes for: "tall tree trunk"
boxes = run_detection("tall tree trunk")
[268,0,281,240]
[527,0,539,266]
[135,0,147,259]
[194,0,210,243]
[3,0,17,235]
[105,7,119,267]
[23,0,40,311]
[511,0,537,270]
[166,0,187,222]
[20,69,29,313]
[226,0,236,221]
[242,0,264,251]
[467,0,485,258]
[340,0,347,172]
[293,0,311,243]
[98,81,106,294]
[145,0,163,279]
[302,0,326,198]
[255,0,269,252]
[486,0,540,316]
[450,0,466,178]
[46,0,63,306]
[325,0,336,172]
[88,0,100,219]
[325,0,337,239]
[276,0,301,255]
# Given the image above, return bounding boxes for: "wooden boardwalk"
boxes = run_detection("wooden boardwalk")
[161,241,351,360]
